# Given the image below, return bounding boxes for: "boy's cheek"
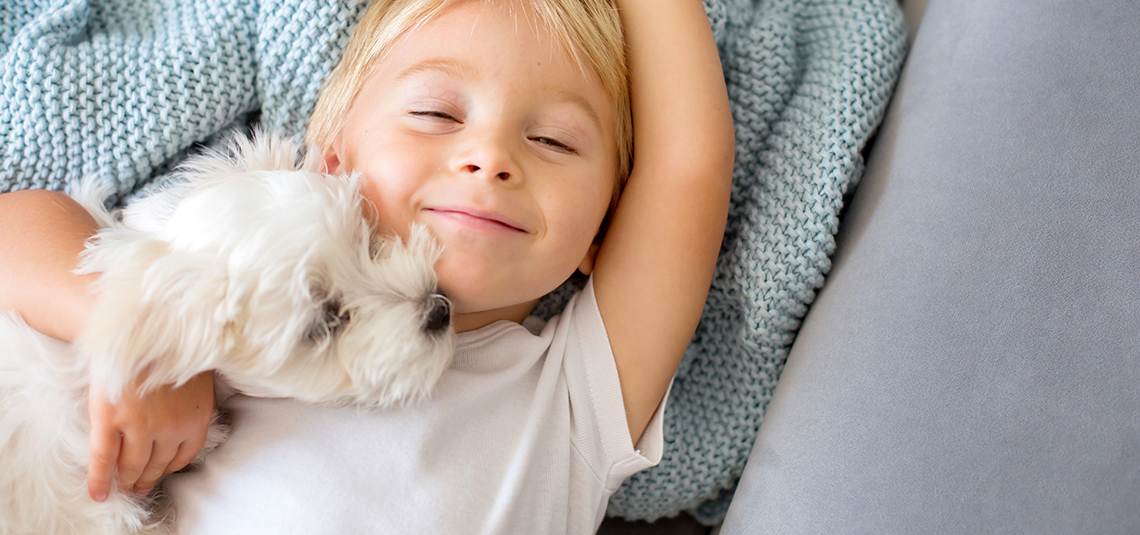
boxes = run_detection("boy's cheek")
[356,185,415,238]
[433,257,505,311]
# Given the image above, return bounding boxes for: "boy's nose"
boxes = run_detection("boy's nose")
[459,163,511,182]
[452,134,522,185]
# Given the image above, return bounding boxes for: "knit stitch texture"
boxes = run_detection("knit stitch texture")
[0,0,906,524]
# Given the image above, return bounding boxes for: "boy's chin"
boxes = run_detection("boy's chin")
[433,256,578,329]
[448,300,541,332]
[438,274,544,317]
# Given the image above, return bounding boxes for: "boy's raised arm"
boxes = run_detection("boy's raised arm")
[592,0,734,446]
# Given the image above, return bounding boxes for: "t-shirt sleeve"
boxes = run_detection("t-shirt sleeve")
[560,277,672,491]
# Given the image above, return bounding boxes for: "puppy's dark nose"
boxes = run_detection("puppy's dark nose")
[424,294,451,334]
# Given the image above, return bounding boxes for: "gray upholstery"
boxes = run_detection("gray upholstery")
[719,0,1140,533]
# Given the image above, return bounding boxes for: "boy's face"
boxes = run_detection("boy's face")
[324,0,618,331]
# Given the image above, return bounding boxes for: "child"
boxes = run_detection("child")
[0,0,733,531]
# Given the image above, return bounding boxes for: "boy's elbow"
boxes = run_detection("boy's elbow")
[694,112,736,184]
[678,125,736,188]
[0,189,94,228]
[692,94,737,184]
[1,190,67,224]
[715,127,736,183]
[1,188,70,207]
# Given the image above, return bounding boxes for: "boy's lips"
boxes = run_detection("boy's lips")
[424,207,530,234]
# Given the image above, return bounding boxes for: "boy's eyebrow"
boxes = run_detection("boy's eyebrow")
[396,57,478,82]
[554,90,603,134]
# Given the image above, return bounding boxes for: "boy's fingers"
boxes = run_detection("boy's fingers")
[87,424,122,502]
[165,433,207,476]
[115,437,154,493]
[134,441,178,495]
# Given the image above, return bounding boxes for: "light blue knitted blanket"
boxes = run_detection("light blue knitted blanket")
[0,0,907,524]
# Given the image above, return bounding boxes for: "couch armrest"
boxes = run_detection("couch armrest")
[719,0,1140,532]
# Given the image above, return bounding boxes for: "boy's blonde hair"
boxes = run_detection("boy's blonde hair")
[307,0,632,206]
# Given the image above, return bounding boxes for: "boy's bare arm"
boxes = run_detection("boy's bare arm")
[593,0,735,446]
[0,190,215,500]
[0,190,99,341]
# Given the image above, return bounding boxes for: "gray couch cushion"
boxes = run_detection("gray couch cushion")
[719,0,1140,533]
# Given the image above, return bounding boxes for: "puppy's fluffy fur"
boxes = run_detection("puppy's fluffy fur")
[0,133,454,534]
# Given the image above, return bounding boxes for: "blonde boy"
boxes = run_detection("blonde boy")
[0,0,733,531]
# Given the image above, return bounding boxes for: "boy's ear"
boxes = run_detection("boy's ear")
[322,141,343,175]
[577,243,602,276]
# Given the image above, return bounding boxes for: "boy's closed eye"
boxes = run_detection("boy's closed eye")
[530,136,578,155]
[528,122,589,157]
[406,108,465,136]
[410,110,461,122]
[408,109,581,155]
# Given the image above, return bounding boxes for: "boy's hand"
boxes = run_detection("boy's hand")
[0,191,219,501]
[87,370,216,501]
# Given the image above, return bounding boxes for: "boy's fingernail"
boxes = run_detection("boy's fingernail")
[135,488,152,497]
[94,492,108,502]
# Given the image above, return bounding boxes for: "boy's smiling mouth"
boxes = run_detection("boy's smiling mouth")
[424,207,530,234]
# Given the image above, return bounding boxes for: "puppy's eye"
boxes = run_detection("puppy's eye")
[305,300,351,341]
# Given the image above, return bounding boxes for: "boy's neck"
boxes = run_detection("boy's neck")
[453,299,541,333]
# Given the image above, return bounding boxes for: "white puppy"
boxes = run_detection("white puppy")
[0,133,454,534]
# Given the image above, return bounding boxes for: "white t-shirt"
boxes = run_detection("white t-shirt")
[165,278,669,534]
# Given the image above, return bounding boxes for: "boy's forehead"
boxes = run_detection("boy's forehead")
[395,0,582,68]
[394,57,477,84]
[375,6,609,106]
